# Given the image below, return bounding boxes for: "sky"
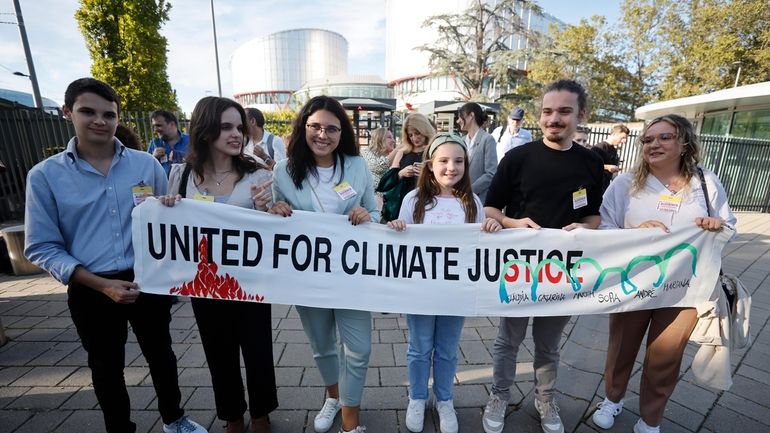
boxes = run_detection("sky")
[0,0,622,114]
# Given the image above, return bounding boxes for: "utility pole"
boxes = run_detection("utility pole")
[210,0,222,97]
[13,0,43,109]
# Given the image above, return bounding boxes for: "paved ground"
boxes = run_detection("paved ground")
[1,212,769,433]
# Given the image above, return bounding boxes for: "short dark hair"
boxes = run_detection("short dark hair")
[114,124,143,150]
[458,102,488,127]
[542,79,588,113]
[64,77,120,113]
[245,107,265,128]
[287,96,357,188]
[151,109,178,125]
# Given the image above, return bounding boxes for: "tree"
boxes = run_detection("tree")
[525,17,640,122]
[419,0,541,101]
[657,0,770,99]
[75,0,179,112]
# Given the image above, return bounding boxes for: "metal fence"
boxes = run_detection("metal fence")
[1,107,769,222]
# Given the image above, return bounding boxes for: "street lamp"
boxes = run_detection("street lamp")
[12,0,43,109]
[732,61,743,88]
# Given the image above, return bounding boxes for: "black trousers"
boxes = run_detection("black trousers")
[191,297,278,421]
[68,270,183,433]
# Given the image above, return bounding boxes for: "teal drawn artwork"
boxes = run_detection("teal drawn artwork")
[498,243,699,303]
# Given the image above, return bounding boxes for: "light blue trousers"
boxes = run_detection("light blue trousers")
[406,314,465,402]
[296,306,372,406]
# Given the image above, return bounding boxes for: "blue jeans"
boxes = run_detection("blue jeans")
[406,314,465,402]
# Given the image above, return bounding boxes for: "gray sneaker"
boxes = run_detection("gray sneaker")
[482,393,507,433]
[534,399,564,433]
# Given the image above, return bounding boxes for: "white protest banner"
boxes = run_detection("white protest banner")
[132,198,731,317]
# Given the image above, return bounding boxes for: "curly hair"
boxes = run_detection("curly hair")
[369,127,392,156]
[632,114,702,193]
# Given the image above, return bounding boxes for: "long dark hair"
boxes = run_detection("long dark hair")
[413,136,477,224]
[186,96,266,183]
[287,96,358,188]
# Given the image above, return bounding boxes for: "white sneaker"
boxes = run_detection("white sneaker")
[339,426,366,433]
[405,398,426,432]
[633,418,660,433]
[162,416,208,433]
[592,398,624,429]
[435,400,458,433]
[482,393,507,433]
[314,397,342,433]
[534,399,564,433]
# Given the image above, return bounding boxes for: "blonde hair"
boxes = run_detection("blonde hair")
[369,127,391,156]
[632,114,702,193]
[401,113,435,153]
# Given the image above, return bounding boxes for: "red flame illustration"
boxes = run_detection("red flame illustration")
[169,236,264,302]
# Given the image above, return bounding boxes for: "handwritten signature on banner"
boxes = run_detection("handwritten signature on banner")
[499,243,699,303]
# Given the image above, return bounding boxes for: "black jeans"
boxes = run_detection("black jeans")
[191,297,278,421]
[68,270,183,433]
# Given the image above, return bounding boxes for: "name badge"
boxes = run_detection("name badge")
[193,193,215,202]
[334,181,357,200]
[657,194,682,212]
[572,188,588,209]
[132,184,153,206]
[159,155,168,164]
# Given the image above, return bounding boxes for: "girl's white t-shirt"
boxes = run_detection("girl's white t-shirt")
[398,189,485,225]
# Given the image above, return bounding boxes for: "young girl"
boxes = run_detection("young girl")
[388,132,501,433]
[159,97,277,433]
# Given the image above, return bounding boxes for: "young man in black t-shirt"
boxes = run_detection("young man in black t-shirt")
[481,79,603,433]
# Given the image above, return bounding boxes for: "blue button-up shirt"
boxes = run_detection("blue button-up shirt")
[24,137,168,284]
[147,131,190,176]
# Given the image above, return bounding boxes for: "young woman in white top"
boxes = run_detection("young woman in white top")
[594,114,736,433]
[159,96,276,433]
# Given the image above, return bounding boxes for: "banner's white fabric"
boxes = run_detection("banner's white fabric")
[132,198,731,317]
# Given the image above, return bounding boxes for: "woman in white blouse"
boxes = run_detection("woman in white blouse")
[593,114,736,433]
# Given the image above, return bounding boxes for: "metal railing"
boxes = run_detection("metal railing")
[2,107,769,222]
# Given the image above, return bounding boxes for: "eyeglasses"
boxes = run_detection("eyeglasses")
[640,132,677,145]
[306,123,341,136]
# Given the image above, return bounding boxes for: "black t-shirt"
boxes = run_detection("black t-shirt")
[484,140,604,229]
[399,150,423,192]
[592,141,620,192]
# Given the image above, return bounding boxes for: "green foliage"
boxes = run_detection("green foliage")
[524,17,641,122]
[420,0,541,101]
[75,0,179,112]
[264,110,297,139]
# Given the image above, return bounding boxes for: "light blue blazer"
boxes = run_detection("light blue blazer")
[272,155,381,222]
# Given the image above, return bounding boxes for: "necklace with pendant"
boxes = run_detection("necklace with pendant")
[212,170,232,186]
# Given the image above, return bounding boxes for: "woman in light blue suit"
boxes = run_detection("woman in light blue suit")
[457,102,498,202]
[269,96,377,433]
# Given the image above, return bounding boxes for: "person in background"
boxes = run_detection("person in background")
[456,102,497,202]
[159,97,277,433]
[24,77,207,433]
[574,126,591,148]
[389,132,502,433]
[148,110,190,177]
[115,124,143,150]
[269,95,378,433]
[362,127,397,203]
[592,124,629,191]
[592,114,735,433]
[492,107,532,163]
[378,113,435,222]
[244,107,286,169]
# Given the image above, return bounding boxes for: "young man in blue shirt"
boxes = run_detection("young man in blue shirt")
[24,77,206,433]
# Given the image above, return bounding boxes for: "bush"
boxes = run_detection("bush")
[264,110,297,139]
